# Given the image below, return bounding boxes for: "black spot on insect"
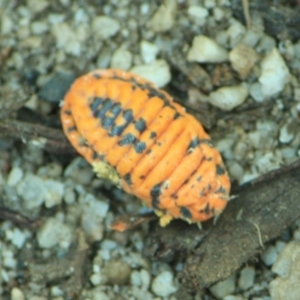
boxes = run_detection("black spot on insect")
[216,186,227,195]
[93,73,101,79]
[196,176,202,182]
[171,193,178,199]
[200,203,211,215]
[95,99,114,119]
[63,110,71,115]
[135,118,146,133]
[67,126,77,132]
[216,165,226,175]
[150,131,157,139]
[134,141,146,154]
[118,133,137,146]
[180,207,192,219]
[157,141,162,146]
[139,175,145,180]
[123,173,132,186]
[123,109,134,123]
[92,152,105,161]
[150,183,162,209]
[90,97,104,114]
[109,109,134,137]
[183,178,189,185]
[146,149,152,154]
[187,137,200,154]
[173,112,181,119]
[101,103,122,129]
[207,157,213,161]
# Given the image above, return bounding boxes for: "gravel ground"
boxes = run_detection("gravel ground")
[0,0,300,299]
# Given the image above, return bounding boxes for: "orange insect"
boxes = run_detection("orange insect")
[61,69,231,226]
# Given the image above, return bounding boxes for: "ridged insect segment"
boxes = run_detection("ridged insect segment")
[61,69,231,226]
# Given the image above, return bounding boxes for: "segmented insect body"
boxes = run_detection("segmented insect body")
[61,69,231,226]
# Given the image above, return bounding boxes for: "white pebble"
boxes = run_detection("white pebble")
[90,273,102,286]
[6,228,28,249]
[27,0,49,13]
[270,242,300,300]
[140,40,159,64]
[187,35,228,63]
[229,44,258,78]
[16,173,46,209]
[37,218,72,249]
[151,271,178,297]
[110,48,132,70]
[92,16,120,40]
[226,22,246,48]
[279,120,295,144]
[148,0,177,32]
[254,152,282,174]
[187,6,208,25]
[11,287,25,300]
[7,167,23,187]
[31,21,48,35]
[209,85,248,111]
[131,59,171,88]
[261,245,278,266]
[44,179,64,208]
[249,82,264,102]
[259,48,290,98]
[51,22,81,56]
[209,274,236,299]
[228,161,244,182]
[1,15,14,35]
[238,266,255,290]
[3,250,17,268]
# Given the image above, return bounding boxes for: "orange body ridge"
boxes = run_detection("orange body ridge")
[61,69,231,226]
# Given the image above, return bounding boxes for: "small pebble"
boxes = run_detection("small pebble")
[131,59,171,87]
[229,44,258,78]
[261,245,278,266]
[92,16,120,40]
[140,40,159,64]
[5,228,28,249]
[44,179,64,208]
[51,22,81,56]
[151,271,178,297]
[208,85,248,111]
[209,274,236,299]
[110,48,132,70]
[238,266,255,290]
[270,242,300,300]
[279,120,295,144]
[16,173,47,209]
[7,167,23,187]
[249,82,264,102]
[187,35,228,63]
[187,5,208,25]
[11,287,25,300]
[259,48,290,98]
[102,260,132,285]
[37,217,73,249]
[38,71,75,103]
[148,0,177,32]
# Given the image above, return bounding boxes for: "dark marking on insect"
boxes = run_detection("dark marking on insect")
[216,164,226,175]
[134,141,146,154]
[150,131,157,139]
[124,173,132,186]
[150,183,162,209]
[134,118,146,133]
[118,133,137,146]
[90,97,104,115]
[180,207,192,219]
[67,126,77,133]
